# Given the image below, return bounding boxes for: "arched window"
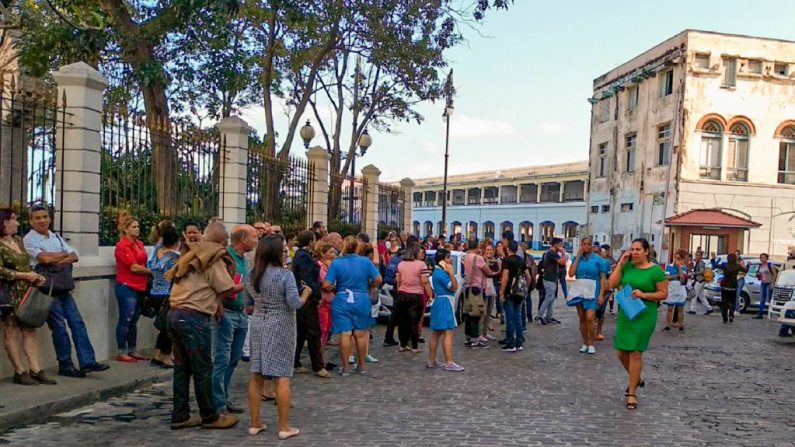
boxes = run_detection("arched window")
[413,221,420,237]
[699,120,722,179]
[483,221,495,240]
[423,221,433,236]
[728,123,749,181]
[540,221,555,246]
[468,221,478,239]
[500,221,513,237]
[562,221,578,239]
[451,221,462,237]
[778,124,795,185]
[519,221,533,244]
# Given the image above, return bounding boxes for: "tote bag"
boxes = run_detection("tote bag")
[17,285,54,328]
[615,285,646,321]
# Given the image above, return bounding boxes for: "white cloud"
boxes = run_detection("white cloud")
[540,121,568,134]
[449,113,516,138]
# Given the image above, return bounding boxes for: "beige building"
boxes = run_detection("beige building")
[587,30,795,260]
[411,162,588,249]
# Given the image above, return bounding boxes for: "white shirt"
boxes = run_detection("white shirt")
[23,230,76,267]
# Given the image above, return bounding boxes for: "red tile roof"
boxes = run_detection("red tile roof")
[665,209,761,228]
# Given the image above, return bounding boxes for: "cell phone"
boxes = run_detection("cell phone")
[233,273,242,285]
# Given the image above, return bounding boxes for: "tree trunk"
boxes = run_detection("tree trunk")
[141,80,176,215]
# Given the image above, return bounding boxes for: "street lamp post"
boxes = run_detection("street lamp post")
[300,120,316,149]
[345,129,373,223]
[441,69,454,239]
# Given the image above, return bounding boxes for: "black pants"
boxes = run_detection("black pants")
[720,288,736,322]
[385,289,398,342]
[294,302,324,371]
[149,299,172,354]
[396,292,423,349]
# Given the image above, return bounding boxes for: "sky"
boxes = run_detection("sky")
[241,0,795,182]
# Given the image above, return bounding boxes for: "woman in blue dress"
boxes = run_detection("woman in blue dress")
[427,249,464,372]
[663,250,688,332]
[321,236,381,376]
[567,237,607,354]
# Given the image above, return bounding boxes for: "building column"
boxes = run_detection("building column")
[307,146,331,227]
[536,184,542,203]
[361,164,381,237]
[216,116,251,228]
[51,62,108,257]
[399,178,415,233]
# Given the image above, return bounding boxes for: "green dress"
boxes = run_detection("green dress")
[0,236,34,309]
[614,262,666,352]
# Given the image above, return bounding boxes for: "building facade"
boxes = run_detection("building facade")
[410,162,588,250]
[587,30,795,260]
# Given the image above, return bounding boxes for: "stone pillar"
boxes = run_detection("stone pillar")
[361,164,381,237]
[51,62,108,257]
[306,146,331,227]
[216,116,251,228]
[399,178,415,233]
[559,182,565,203]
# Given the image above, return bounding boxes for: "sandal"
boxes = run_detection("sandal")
[278,427,300,440]
[624,378,645,397]
[293,367,310,374]
[248,424,267,436]
[626,394,638,410]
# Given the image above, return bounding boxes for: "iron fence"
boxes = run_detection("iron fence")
[100,111,222,245]
[328,172,366,236]
[246,142,314,237]
[0,73,68,231]
[378,182,404,236]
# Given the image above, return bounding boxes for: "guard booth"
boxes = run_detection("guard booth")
[664,209,761,259]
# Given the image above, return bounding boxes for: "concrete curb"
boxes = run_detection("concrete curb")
[0,369,172,434]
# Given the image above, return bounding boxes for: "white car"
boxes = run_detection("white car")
[768,270,795,328]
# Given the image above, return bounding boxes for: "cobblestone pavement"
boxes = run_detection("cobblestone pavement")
[2,298,794,446]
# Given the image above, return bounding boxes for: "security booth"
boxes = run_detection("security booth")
[664,209,761,259]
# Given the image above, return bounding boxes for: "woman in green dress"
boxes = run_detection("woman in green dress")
[607,238,668,410]
[0,208,53,386]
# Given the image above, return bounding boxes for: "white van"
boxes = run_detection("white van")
[768,269,795,328]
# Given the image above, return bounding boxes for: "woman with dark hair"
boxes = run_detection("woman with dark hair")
[146,226,181,368]
[607,238,668,410]
[114,213,152,362]
[720,254,745,324]
[396,242,433,353]
[149,219,176,246]
[246,235,311,440]
[322,236,381,376]
[0,208,53,385]
[568,237,607,355]
[428,249,464,371]
[663,250,689,332]
[182,221,203,243]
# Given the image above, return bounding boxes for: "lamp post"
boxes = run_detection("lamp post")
[300,119,315,149]
[441,69,454,239]
[344,129,373,223]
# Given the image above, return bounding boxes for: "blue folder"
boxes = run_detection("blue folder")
[615,285,646,320]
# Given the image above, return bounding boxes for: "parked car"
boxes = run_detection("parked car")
[768,270,795,327]
[703,260,784,313]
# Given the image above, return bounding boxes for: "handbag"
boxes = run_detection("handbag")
[34,234,75,293]
[153,296,170,332]
[615,284,646,321]
[16,284,54,328]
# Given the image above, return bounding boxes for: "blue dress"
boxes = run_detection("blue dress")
[572,254,607,311]
[430,267,457,331]
[325,254,380,333]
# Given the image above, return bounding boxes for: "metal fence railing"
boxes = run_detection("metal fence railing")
[378,182,403,236]
[246,142,314,237]
[0,73,69,233]
[99,111,222,245]
[328,172,366,236]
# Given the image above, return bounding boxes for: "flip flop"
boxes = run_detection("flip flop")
[278,427,300,440]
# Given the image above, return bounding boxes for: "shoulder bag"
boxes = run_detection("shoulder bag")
[34,234,75,293]
[17,284,55,328]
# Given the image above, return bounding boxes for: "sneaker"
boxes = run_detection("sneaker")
[171,416,202,430]
[538,318,548,325]
[498,338,508,345]
[516,345,524,351]
[383,340,399,347]
[426,361,439,369]
[484,334,496,341]
[705,309,714,315]
[444,362,465,372]
[579,345,589,353]
[365,354,379,363]
[500,346,517,352]
[686,310,696,315]
[547,318,561,324]
[464,341,475,348]
[226,402,245,414]
[474,342,490,349]
[418,337,426,343]
[587,346,596,354]
[58,367,87,378]
[202,414,239,429]
[476,336,489,343]
[348,355,356,364]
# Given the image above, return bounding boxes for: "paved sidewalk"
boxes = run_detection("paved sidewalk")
[0,356,171,433]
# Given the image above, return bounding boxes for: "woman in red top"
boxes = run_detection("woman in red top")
[114,214,152,362]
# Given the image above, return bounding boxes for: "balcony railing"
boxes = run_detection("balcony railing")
[699,166,721,180]
[727,168,747,182]
[483,197,498,205]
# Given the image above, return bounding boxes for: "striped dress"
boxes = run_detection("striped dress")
[248,266,303,378]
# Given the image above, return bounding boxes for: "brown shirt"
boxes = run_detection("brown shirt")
[169,258,235,315]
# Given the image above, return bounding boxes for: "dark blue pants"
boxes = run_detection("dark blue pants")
[47,292,97,370]
[114,284,142,354]
[168,308,218,424]
[503,296,525,348]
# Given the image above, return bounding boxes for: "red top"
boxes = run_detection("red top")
[115,237,149,291]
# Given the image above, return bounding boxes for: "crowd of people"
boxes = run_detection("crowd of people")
[2,204,792,437]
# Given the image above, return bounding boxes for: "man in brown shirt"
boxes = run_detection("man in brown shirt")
[166,224,243,430]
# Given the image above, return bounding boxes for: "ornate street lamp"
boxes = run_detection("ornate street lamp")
[300,119,315,149]
[347,128,373,222]
[441,69,454,239]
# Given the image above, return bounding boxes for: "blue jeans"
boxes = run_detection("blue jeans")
[212,310,249,411]
[503,296,525,347]
[757,282,772,315]
[558,274,568,298]
[539,280,558,320]
[734,278,745,312]
[47,292,97,370]
[115,284,142,354]
[168,308,218,424]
